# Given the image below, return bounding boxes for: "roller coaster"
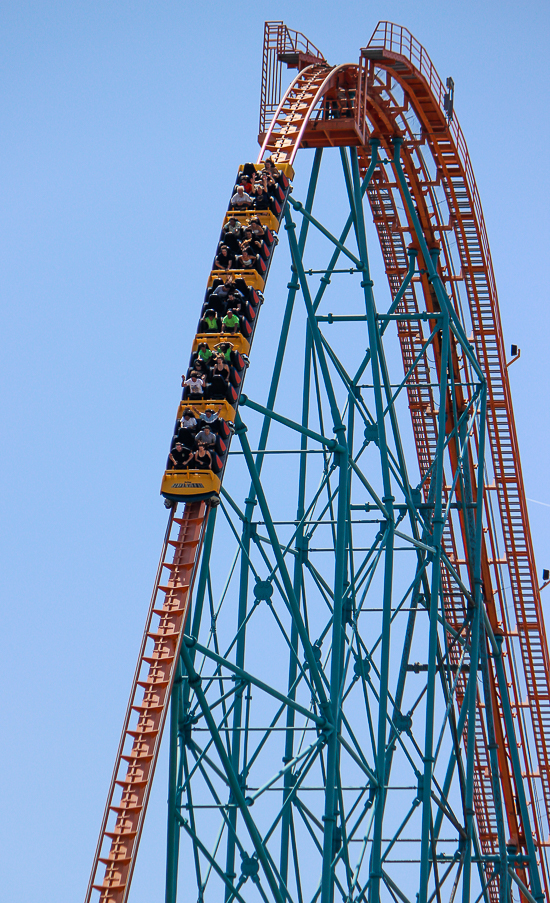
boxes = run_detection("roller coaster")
[85,21,550,903]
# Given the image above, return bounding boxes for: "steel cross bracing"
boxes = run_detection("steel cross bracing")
[258,30,550,898]
[84,21,550,903]
[158,143,543,903]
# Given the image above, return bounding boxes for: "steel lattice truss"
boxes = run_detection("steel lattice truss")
[165,145,545,903]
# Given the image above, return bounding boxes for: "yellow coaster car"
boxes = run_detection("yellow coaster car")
[161,468,221,503]
[176,398,236,423]
[207,269,265,291]
[222,209,280,234]
[192,332,250,355]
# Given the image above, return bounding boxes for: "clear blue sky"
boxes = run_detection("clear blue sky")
[1,2,549,901]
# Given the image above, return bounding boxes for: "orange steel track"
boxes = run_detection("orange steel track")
[86,21,550,903]
[85,504,209,902]
[355,24,550,899]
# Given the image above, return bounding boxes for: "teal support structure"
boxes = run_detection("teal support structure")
[162,143,546,903]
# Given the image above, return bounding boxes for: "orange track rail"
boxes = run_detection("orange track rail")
[85,504,208,903]
[259,63,333,163]
[87,22,550,902]
[363,23,550,895]
[363,160,519,884]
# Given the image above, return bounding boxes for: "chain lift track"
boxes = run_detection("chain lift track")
[85,505,209,902]
[86,21,550,903]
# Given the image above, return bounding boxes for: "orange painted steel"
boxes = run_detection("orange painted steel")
[363,158,524,888]
[358,24,550,893]
[258,63,334,165]
[85,503,208,903]
[259,21,326,135]
[258,61,369,160]
[87,21,550,903]
[359,80,522,890]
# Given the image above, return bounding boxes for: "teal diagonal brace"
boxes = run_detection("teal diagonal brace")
[283,209,347,442]
[176,814,249,903]
[287,195,362,269]
[238,394,345,453]
[492,634,544,903]
[183,636,327,728]
[352,246,417,388]
[390,139,485,383]
[252,149,324,484]
[178,639,288,903]
[235,412,332,717]
[311,139,380,314]
[346,145,397,903]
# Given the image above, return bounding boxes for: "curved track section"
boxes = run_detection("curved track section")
[258,63,331,163]
[358,21,550,883]
[86,21,550,903]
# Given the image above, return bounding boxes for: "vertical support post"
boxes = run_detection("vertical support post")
[391,139,484,383]
[479,620,508,902]
[224,517,251,898]
[235,413,330,717]
[188,508,218,647]
[253,148,323,482]
[348,144,395,903]
[389,135,479,902]
[165,508,217,903]
[418,289,450,903]
[279,326,313,890]
[285,168,352,903]
[462,385,487,903]
[179,638,285,903]
[250,148,323,896]
[165,659,182,903]
[461,599,481,903]
[492,633,544,903]
[320,437,349,903]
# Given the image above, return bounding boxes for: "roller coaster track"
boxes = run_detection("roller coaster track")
[86,505,209,902]
[86,20,550,903]
[357,22,550,886]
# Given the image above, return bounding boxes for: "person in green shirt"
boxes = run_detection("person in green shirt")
[197,342,214,364]
[200,310,220,333]
[222,309,241,335]
[214,341,234,363]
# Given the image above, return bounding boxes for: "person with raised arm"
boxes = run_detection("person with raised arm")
[199,310,221,333]
[183,371,206,397]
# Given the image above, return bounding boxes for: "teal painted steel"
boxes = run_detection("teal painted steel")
[162,145,543,903]
[165,658,182,903]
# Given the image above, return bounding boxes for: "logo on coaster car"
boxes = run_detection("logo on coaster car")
[171,482,205,489]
